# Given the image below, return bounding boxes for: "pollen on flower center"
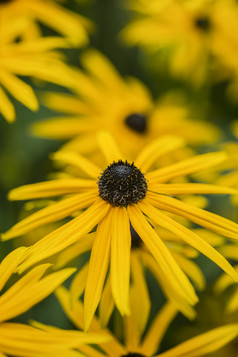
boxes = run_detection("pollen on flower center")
[98,160,147,207]
[194,16,211,31]
[124,113,147,134]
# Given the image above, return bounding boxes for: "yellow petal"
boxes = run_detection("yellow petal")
[140,200,238,281]
[0,85,15,122]
[2,190,97,240]
[149,183,238,195]
[52,151,101,178]
[84,208,113,331]
[135,136,185,172]
[8,179,97,200]
[110,207,131,315]
[127,204,198,305]
[148,192,238,239]
[97,131,123,165]
[141,303,177,356]
[17,199,109,273]
[70,263,88,305]
[99,277,115,328]
[147,152,226,183]
[157,324,238,357]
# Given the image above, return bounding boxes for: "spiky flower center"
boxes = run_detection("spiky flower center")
[121,353,146,357]
[125,113,147,134]
[98,160,147,207]
[194,15,211,31]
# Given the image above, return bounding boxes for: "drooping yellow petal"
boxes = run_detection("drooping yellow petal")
[140,200,238,281]
[52,151,101,178]
[147,152,226,183]
[70,263,88,306]
[99,276,115,328]
[130,252,151,334]
[110,207,131,316]
[148,192,238,239]
[84,209,113,331]
[157,324,238,357]
[134,135,185,172]
[2,190,97,240]
[140,302,177,356]
[127,204,198,305]
[226,289,238,313]
[8,179,97,200]
[97,131,123,164]
[17,199,109,273]
[172,252,205,291]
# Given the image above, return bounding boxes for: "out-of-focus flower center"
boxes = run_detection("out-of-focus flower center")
[194,15,211,31]
[98,160,147,207]
[0,0,13,3]
[121,353,146,357]
[124,113,147,134]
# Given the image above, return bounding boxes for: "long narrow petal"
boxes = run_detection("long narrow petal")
[2,190,97,240]
[110,207,131,316]
[70,264,88,305]
[17,199,109,273]
[0,85,15,122]
[130,252,151,334]
[149,183,238,195]
[139,200,238,281]
[0,247,28,292]
[127,204,198,305]
[147,192,238,239]
[157,324,238,357]
[84,208,113,331]
[99,277,115,328]
[0,267,76,322]
[147,152,226,183]
[52,151,101,178]
[134,136,184,172]
[8,179,97,200]
[97,131,123,165]
[140,303,177,356]
[0,70,38,111]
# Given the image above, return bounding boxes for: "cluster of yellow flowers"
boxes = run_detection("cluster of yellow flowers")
[0,0,238,356]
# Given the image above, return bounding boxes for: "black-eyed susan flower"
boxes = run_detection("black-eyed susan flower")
[0,18,75,122]
[121,0,238,86]
[3,132,238,329]
[0,0,92,45]
[54,285,238,357]
[0,247,109,356]
[32,49,219,157]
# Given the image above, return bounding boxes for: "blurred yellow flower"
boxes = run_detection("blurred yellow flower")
[121,0,238,86]
[0,247,109,356]
[3,132,238,329]
[32,49,219,157]
[0,18,75,122]
[54,285,238,357]
[0,0,92,45]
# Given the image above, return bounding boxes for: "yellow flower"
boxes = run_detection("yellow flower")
[0,0,92,45]
[54,285,238,357]
[2,132,238,329]
[121,0,238,86]
[0,247,109,356]
[0,18,75,122]
[32,49,219,157]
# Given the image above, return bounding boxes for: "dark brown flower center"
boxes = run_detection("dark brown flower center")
[98,160,147,207]
[0,0,13,3]
[125,113,147,134]
[194,15,211,31]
